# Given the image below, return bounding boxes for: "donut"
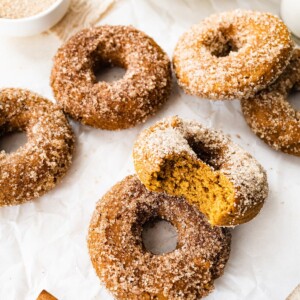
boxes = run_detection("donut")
[287,284,300,300]
[51,25,172,130]
[36,290,58,300]
[133,116,268,226]
[173,10,294,100]
[0,88,74,206]
[241,49,300,156]
[88,175,231,300]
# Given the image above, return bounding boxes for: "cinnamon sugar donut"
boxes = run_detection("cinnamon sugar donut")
[88,175,231,300]
[0,88,74,206]
[241,49,300,156]
[51,25,172,130]
[133,116,268,226]
[36,290,57,300]
[173,10,294,100]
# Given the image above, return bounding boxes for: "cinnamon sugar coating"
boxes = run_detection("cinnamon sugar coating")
[241,49,300,156]
[88,175,231,300]
[133,116,268,226]
[0,88,74,206]
[173,10,294,100]
[51,25,172,130]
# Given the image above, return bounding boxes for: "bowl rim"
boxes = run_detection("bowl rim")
[0,0,67,23]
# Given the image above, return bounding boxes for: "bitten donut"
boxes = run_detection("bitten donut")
[51,25,172,130]
[88,175,231,300]
[241,49,300,156]
[173,10,294,100]
[36,290,58,300]
[133,116,268,226]
[0,88,74,206]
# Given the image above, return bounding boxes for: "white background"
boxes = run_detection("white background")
[0,0,299,299]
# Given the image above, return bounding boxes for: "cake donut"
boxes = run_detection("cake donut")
[173,10,294,100]
[51,25,172,130]
[88,175,231,300]
[133,116,268,226]
[0,88,74,206]
[241,49,300,156]
[36,290,58,300]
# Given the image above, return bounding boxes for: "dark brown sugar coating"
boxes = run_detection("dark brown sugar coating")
[173,10,294,100]
[241,49,300,156]
[88,175,231,300]
[0,88,74,206]
[51,25,172,130]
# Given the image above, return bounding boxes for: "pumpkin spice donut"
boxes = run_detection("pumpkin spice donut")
[173,10,294,100]
[88,175,231,300]
[0,88,74,206]
[51,25,172,130]
[36,290,58,300]
[133,116,268,227]
[241,49,300,156]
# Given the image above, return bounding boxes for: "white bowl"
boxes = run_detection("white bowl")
[0,0,70,37]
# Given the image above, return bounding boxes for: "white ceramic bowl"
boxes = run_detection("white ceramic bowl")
[0,0,70,37]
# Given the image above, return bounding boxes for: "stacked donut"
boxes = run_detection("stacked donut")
[173,10,299,156]
[88,173,232,300]
[88,115,269,299]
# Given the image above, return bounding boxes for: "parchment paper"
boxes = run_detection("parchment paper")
[0,0,299,299]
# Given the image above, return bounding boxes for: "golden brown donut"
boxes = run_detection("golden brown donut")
[0,88,74,206]
[133,116,268,226]
[36,290,58,300]
[51,25,172,130]
[88,175,231,300]
[173,10,294,100]
[241,49,300,156]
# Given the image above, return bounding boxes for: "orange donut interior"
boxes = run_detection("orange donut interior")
[143,152,236,227]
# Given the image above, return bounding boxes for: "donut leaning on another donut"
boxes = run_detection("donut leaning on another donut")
[51,25,172,130]
[88,175,231,300]
[0,88,74,206]
[241,49,300,156]
[173,10,294,100]
[133,116,268,227]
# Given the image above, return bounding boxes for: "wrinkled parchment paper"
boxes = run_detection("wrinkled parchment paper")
[50,0,114,41]
[0,0,300,299]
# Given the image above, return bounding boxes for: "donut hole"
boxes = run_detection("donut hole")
[288,88,300,111]
[211,39,239,58]
[187,137,222,170]
[205,29,241,58]
[0,130,28,153]
[142,217,178,255]
[92,59,126,83]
